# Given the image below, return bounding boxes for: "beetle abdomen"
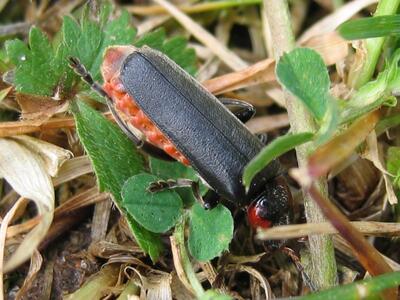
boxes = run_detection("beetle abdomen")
[102,47,190,165]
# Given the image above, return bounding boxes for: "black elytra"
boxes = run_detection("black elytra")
[120,46,284,208]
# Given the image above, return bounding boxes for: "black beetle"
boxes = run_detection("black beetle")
[69,45,292,231]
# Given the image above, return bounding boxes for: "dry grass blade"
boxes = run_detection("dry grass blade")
[202,34,348,95]
[298,0,378,43]
[64,264,120,300]
[126,1,260,16]
[14,250,43,299]
[0,136,71,273]
[0,0,9,13]
[224,264,273,299]
[303,32,349,66]
[246,114,289,134]
[16,94,69,124]
[144,273,172,300]
[361,132,397,204]
[53,156,93,186]
[334,236,400,272]
[6,187,106,239]
[12,135,72,176]
[136,15,170,35]
[0,138,56,273]
[257,221,400,240]
[307,183,396,299]
[89,241,142,258]
[91,200,112,242]
[203,58,275,95]
[0,197,26,300]
[0,113,113,138]
[0,117,75,137]
[170,235,195,296]
[152,0,248,71]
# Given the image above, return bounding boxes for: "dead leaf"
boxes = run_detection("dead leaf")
[361,131,398,204]
[0,136,71,273]
[16,93,69,125]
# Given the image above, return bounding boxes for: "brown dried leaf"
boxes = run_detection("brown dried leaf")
[293,110,380,184]
[361,131,397,204]
[0,138,54,272]
[12,135,72,176]
[0,136,71,272]
[0,112,112,138]
[14,250,43,299]
[170,235,195,296]
[202,34,348,95]
[307,183,395,291]
[224,264,273,299]
[16,93,69,125]
[301,32,349,66]
[0,86,12,102]
[144,272,172,300]
[246,114,289,134]
[153,0,248,71]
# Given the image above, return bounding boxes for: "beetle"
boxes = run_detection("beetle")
[69,45,292,232]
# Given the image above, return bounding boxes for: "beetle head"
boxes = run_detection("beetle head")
[101,46,136,82]
[247,176,292,230]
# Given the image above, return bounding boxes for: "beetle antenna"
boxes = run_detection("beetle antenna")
[68,57,113,104]
[68,56,144,147]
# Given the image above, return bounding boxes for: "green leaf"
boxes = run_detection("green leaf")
[134,28,196,75]
[122,173,183,233]
[387,147,400,188]
[73,100,163,261]
[296,271,400,300]
[89,10,136,80]
[134,28,165,50]
[62,10,136,83]
[5,4,196,98]
[316,98,339,145]
[341,49,400,123]
[199,290,232,300]
[338,15,400,40]
[150,157,206,206]
[5,39,29,66]
[6,6,136,98]
[125,214,164,262]
[243,132,314,188]
[5,27,60,96]
[276,48,330,121]
[188,203,233,261]
[376,114,400,135]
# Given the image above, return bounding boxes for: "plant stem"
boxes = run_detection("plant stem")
[348,0,400,89]
[262,0,337,290]
[126,0,262,16]
[173,216,204,297]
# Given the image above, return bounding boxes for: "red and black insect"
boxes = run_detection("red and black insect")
[69,45,292,232]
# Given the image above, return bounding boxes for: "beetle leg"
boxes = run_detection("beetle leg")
[147,179,219,209]
[219,98,256,123]
[256,133,268,145]
[202,189,220,210]
[147,178,194,192]
[69,57,175,161]
[221,98,269,145]
[282,247,318,292]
